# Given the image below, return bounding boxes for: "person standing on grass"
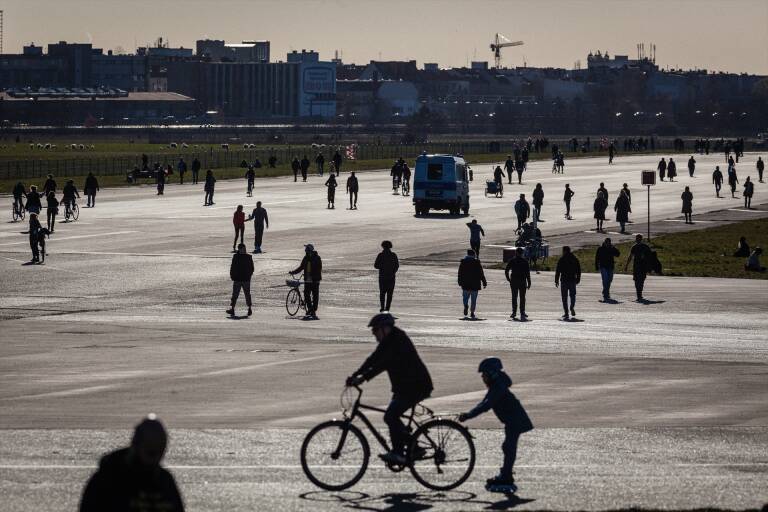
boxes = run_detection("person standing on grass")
[232,205,245,250]
[614,190,631,233]
[346,172,359,209]
[84,172,99,208]
[46,192,58,233]
[624,234,651,302]
[466,219,485,258]
[555,246,581,320]
[593,192,608,233]
[757,157,764,183]
[505,247,531,320]
[532,183,544,222]
[595,238,620,302]
[325,174,338,209]
[713,166,724,197]
[458,249,487,319]
[688,155,696,177]
[743,177,754,209]
[247,201,269,254]
[681,186,694,224]
[728,166,739,198]
[191,157,201,184]
[514,194,530,230]
[204,170,216,205]
[226,243,254,317]
[374,240,399,312]
[504,155,514,185]
[563,184,575,220]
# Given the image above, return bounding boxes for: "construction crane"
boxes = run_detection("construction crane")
[490,33,523,69]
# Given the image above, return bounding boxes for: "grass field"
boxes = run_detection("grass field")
[571,217,768,280]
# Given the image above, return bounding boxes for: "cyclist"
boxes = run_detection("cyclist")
[401,164,411,195]
[458,357,533,493]
[25,185,43,215]
[245,166,256,197]
[390,161,402,192]
[12,181,26,215]
[346,313,434,466]
[62,180,80,216]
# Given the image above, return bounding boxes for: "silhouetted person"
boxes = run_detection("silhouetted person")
[25,185,42,214]
[291,156,300,182]
[84,172,99,207]
[191,157,201,184]
[227,243,254,317]
[728,167,739,198]
[624,234,651,302]
[458,249,487,319]
[245,166,255,197]
[290,244,322,319]
[733,236,750,258]
[177,158,187,184]
[555,246,581,320]
[346,313,433,465]
[204,170,216,205]
[713,166,724,197]
[315,152,325,176]
[43,174,57,195]
[515,158,525,183]
[757,157,764,183]
[247,201,269,253]
[532,183,544,222]
[597,182,609,203]
[62,180,80,213]
[505,247,531,320]
[333,150,343,175]
[46,192,58,232]
[681,186,694,224]
[657,158,667,181]
[745,247,765,272]
[325,174,337,209]
[79,415,184,512]
[688,156,696,177]
[514,194,530,230]
[593,192,608,232]
[595,238,620,301]
[28,213,42,263]
[374,240,399,312]
[493,165,505,193]
[346,172,359,209]
[12,181,26,213]
[667,158,677,181]
[614,190,631,233]
[232,205,245,250]
[300,155,310,181]
[743,176,754,209]
[563,184,574,219]
[466,219,485,257]
[504,156,514,185]
[155,165,166,195]
[458,357,533,494]
[608,143,616,164]
[621,183,631,205]
[268,155,277,168]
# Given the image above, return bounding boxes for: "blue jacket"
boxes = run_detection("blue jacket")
[464,371,533,433]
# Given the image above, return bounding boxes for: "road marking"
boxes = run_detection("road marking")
[728,209,765,213]
[0,231,139,247]
[1,463,766,470]
[662,219,717,223]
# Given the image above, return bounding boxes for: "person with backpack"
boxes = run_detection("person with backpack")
[505,247,531,320]
[226,243,254,317]
[595,238,620,302]
[458,357,533,494]
[374,240,399,312]
[624,234,651,302]
[458,249,487,319]
[681,186,694,223]
[555,246,581,320]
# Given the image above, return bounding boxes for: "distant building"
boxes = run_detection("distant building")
[196,39,270,62]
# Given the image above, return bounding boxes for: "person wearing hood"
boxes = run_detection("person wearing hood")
[79,415,184,512]
[458,249,487,319]
[459,357,533,493]
[374,240,399,312]
[290,244,322,319]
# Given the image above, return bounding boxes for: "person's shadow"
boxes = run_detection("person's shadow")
[638,299,666,305]
[299,490,535,511]
[485,492,536,510]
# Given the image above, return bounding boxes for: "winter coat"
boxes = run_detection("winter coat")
[463,371,534,432]
[532,188,544,207]
[292,251,322,282]
[458,256,487,290]
[505,256,531,286]
[595,245,620,270]
[681,191,693,213]
[593,196,608,220]
[374,250,399,280]
[229,253,254,281]
[555,252,581,282]
[614,194,631,222]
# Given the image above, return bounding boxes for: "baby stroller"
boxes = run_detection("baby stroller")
[485,180,503,198]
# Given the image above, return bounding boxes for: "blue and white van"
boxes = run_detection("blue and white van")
[413,154,470,215]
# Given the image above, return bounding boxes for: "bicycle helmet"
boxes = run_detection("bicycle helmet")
[478,357,503,374]
[367,313,395,328]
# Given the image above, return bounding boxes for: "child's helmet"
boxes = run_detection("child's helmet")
[478,357,503,374]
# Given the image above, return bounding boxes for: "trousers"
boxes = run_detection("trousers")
[510,282,526,315]
[305,282,320,315]
[231,281,252,307]
[384,393,428,455]
[560,279,577,313]
[379,277,395,311]
[500,427,521,478]
[599,267,614,299]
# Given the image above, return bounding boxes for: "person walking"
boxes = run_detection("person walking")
[177,157,187,184]
[514,194,530,230]
[624,234,651,302]
[315,152,325,176]
[374,240,399,312]
[325,174,338,209]
[713,166,724,197]
[593,192,608,232]
[291,156,300,182]
[84,172,99,208]
[204,170,216,205]
[232,205,245,250]
[515,158,525,183]
[346,172,359,209]
[28,213,43,264]
[667,158,677,182]
[191,157,201,184]
[532,183,544,222]
[290,244,322,319]
[155,165,166,195]
[245,166,256,197]
[247,201,269,254]
[657,157,667,182]
[333,150,343,176]
[727,166,739,198]
[757,157,764,183]
[597,182,609,203]
[595,238,620,302]
[300,155,310,182]
[621,183,632,206]
[608,143,616,164]
[688,155,696,177]
[458,249,487,319]
[505,247,531,320]
[79,416,184,512]
[493,165,505,194]
[466,219,485,258]
[25,185,43,214]
[554,246,581,320]
[226,243,254,317]
[614,190,631,233]
[563,184,575,220]
[504,155,514,185]
[743,176,754,209]
[681,186,694,223]
[45,191,59,232]
[43,174,57,196]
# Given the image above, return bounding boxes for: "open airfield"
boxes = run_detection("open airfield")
[0,152,767,511]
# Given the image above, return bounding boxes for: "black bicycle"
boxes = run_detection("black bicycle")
[63,201,79,222]
[401,179,410,196]
[285,273,306,317]
[12,200,26,222]
[301,385,475,491]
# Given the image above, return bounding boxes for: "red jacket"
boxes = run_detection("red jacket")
[233,211,245,227]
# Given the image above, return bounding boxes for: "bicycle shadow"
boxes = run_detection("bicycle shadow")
[299,490,535,511]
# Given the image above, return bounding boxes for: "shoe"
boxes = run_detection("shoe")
[410,446,427,460]
[520,312,528,319]
[562,314,570,320]
[570,307,576,317]
[510,313,516,319]
[463,306,468,316]
[470,313,476,319]
[247,307,252,316]
[379,451,407,466]
[226,308,234,316]
[486,475,517,493]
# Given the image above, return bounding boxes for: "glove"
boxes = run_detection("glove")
[346,375,362,387]
[458,413,468,422]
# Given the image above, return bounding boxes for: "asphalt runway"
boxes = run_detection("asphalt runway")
[0,152,766,510]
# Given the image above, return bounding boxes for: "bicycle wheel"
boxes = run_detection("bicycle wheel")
[409,419,475,491]
[285,288,302,316]
[71,204,79,221]
[301,420,370,491]
[12,206,19,222]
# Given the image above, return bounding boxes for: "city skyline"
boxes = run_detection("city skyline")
[3,0,767,74]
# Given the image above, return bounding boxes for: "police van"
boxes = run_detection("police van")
[413,154,470,216]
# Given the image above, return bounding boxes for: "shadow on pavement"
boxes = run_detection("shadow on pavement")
[299,490,536,511]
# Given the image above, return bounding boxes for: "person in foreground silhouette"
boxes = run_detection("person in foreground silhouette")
[459,357,533,494]
[80,415,184,512]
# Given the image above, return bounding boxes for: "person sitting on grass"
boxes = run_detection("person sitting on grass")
[458,357,533,494]
[733,236,750,258]
[745,247,765,272]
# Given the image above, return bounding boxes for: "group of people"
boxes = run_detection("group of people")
[292,151,344,182]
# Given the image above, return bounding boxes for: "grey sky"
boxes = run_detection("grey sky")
[3,0,767,74]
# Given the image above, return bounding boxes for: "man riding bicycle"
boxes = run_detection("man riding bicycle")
[346,314,433,465]
[62,180,80,213]
[401,164,411,193]
[390,161,403,192]
[12,182,26,213]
